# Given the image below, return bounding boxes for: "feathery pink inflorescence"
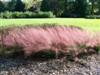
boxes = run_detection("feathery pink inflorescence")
[0,26,100,55]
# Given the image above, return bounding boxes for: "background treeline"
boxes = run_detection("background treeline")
[0,0,100,18]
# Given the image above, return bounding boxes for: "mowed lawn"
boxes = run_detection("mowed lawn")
[0,18,100,31]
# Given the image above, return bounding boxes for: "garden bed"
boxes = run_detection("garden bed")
[0,54,100,75]
[0,25,100,75]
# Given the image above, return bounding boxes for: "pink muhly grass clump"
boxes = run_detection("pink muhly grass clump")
[86,32,100,47]
[0,26,99,55]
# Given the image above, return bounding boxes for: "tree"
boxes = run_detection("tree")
[23,0,42,11]
[87,0,100,15]
[74,0,88,17]
[41,0,65,17]
[97,0,100,14]
[6,0,16,11]
[89,0,95,15]
[62,0,76,17]
[0,1,5,12]
[14,0,25,11]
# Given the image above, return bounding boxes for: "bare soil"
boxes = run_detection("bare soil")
[0,53,100,75]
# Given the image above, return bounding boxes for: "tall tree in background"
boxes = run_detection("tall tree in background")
[0,0,100,17]
[41,0,65,16]
[0,1,5,12]
[97,0,100,14]
[24,0,42,11]
[90,0,95,15]
[89,0,99,15]
[41,0,50,11]
[74,0,88,17]
[15,0,25,11]
[62,0,76,17]
[6,0,16,11]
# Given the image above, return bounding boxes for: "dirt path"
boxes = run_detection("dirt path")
[0,54,100,75]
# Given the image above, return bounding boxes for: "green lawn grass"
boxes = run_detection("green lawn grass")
[0,18,100,31]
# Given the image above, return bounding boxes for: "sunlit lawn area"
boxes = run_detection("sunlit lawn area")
[0,18,100,31]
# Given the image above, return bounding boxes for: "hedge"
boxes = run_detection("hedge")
[85,15,100,19]
[0,11,55,18]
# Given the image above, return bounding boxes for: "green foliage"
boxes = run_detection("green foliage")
[94,45,100,54]
[0,11,55,18]
[0,11,12,18]
[14,0,25,11]
[41,0,65,17]
[0,0,100,17]
[74,0,88,17]
[35,11,55,18]
[24,0,42,11]
[32,50,55,58]
[62,1,77,17]
[5,0,16,11]
[86,15,100,19]
[0,1,5,12]
[0,45,23,56]
[2,0,25,12]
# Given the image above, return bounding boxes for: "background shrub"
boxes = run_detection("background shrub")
[85,15,100,19]
[0,11,12,18]
[0,11,55,18]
